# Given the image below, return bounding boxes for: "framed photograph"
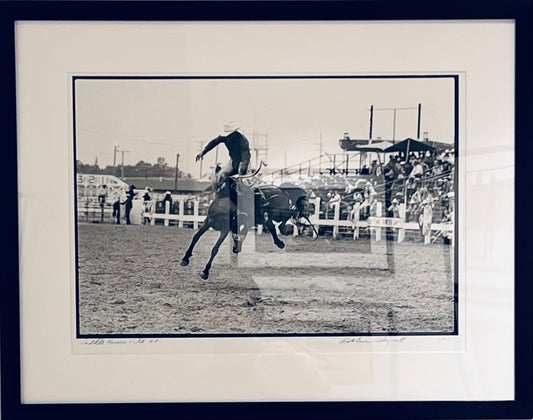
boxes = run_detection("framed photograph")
[3,1,532,419]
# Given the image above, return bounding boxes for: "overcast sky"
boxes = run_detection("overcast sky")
[74,76,455,178]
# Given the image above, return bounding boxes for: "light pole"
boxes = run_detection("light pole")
[113,143,119,177]
[121,149,128,179]
[174,153,180,191]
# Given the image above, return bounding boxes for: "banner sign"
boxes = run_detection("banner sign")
[367,217,404,228]
[77,174,127,187]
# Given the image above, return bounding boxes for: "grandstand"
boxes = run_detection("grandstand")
[260,135,455,243]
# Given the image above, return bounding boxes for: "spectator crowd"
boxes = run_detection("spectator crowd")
[284,147,455,240]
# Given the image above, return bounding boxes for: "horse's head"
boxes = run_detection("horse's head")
[296,195,311,218]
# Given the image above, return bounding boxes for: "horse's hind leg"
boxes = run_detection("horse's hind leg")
[181,222,210,266]
[201,229,229,280]
[264,218,285,249]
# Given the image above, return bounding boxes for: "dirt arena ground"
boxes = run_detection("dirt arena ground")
[77,223,456,336]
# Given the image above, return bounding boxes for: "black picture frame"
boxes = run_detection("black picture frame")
[2,1,532,419]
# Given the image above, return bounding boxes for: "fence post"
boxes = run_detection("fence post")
[333,202,340,239]
[178,201,184,228]
[375,202,382,241]
[150,201,156,225]
[313,197,321,238]
[421,204,432,245]
[398,203,406,243]
[424,217,431,245]
[193,200,199,230]
[164,201,170,227]
[313,197,321,220]
[353,207,360,240]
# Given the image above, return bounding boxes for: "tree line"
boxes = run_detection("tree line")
[76,157,192,179]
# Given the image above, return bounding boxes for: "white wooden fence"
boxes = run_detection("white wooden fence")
[305,197,453,245]
[140,197,454,245]
[78,197,453,245]
[144,200,202,229]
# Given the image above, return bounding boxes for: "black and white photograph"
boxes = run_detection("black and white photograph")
[74,75,457,337]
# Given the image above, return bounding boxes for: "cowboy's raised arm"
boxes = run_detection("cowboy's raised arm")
[196,136,224,161]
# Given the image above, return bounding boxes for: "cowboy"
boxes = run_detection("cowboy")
[142,187,152,225]
[112,188,127,224]
[97,184,107,207]
[196,121,251,191]
[124,185,136,225]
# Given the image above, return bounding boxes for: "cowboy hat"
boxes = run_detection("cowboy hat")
[220,121,240,136]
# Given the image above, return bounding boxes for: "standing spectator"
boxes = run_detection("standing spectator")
[360,182,376,219]
[370,159,379,176]
[407,182,424,222]
[441,150,453,173]
[422,151,434,172]
[112,188,127,225]
[398,161,408,180]
[326,191,341,219]
[352,190,364,204]
[402,160,413,178]
[162,191,173,209]
[97,184,107,206]
[388,198,401,218]
[394,161,406,197]
[328,191,341,207]
[349,192,364,224]
[432,160,443,177]
[383,155,399,195]
[124,185,136,225]
[418,186,434,238]
[409,160,424,179]
[96,184,108,223]
[142,187,151,201]
[405,177,417,203]
[383,155,399,211]
[384,155,398,181]
[142,187,152,225]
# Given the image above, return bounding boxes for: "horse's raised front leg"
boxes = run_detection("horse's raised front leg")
[180,221,210,266]
[201,228,230,280]
[264,218,285,249]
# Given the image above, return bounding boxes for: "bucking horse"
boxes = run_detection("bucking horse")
[180,162,312,279]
